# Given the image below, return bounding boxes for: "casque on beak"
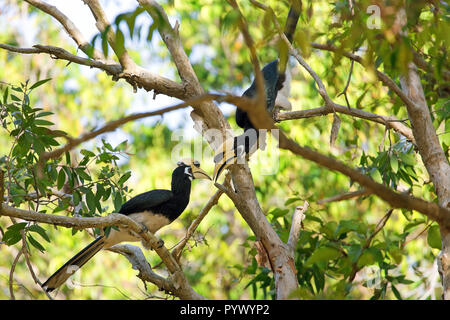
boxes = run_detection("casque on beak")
[212,138,245,182]
[177,158,212,180]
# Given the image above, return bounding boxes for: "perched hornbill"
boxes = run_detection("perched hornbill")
[212,2,300,182]
[212,59,292,181]
[42,159,211,292]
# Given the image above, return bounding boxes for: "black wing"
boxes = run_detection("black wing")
[236,60,281,130]
[119,189,174,215]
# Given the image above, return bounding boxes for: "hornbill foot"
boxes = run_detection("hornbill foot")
[138,223,149,234]
[156,239,165,249]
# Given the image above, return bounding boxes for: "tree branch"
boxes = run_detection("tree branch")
[24,0,106,61]
[317,189,370,205]
[0,203,205,299]
[287,201,308,254]
[172,188,224,261]
[82,0,135,70]
[34,92,230,178]
[276,103,415,143]
[348,209,394,282]
[0,43,187,99]
[309,42,416,109]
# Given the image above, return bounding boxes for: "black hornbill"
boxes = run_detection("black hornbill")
[42,159,211,292]
[212,2,301,182]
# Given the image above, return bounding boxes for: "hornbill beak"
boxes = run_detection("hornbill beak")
[177,158,212,180]
[212,138,245,182]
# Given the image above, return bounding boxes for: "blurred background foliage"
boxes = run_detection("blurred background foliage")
[0,0,448,299]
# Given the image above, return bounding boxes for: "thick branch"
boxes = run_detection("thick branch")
[0,43,186,98]
[287,202,308,254]
[399,62,450,300]
[82,0,135,70]
[138,0,229,133]
[0,203,204,299]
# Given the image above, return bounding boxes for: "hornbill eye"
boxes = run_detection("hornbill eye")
[193,160,200,167]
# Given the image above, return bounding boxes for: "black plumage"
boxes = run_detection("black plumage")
[235,59,285,132]
[213,60,286,181]
[42,160,210,292]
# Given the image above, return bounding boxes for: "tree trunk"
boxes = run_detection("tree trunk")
[399,62,450,299]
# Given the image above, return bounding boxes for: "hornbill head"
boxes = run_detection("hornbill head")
[177,158,212,181]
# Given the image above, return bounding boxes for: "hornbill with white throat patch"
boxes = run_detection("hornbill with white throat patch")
[212,1,301,182]
[42,159,211,292]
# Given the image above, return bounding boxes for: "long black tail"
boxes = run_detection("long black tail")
[42,236,105,292]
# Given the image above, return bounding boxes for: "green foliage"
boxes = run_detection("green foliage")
[0,0,448,300]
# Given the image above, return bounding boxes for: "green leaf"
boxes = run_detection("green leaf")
[347,244,362,263]
[36,111,54,118]
[6,222,28,232]
[268,208,289,219]
[284,197,302,206]
[2,223,27,245]
[28,225,50,242]
[29,78,52,91]
[86,189,97,213]
[72,191,81,206]
[390,155,399,173]
[27,234,46,252]
[427,225,441,250]
[75,167,92,181]
[113,192,123,212]
[80,149,96,157]
[391,285,402,300]
[57,168,66,190]
[306,246,341,266]
[118,171,131,186]
[399,153,416,166]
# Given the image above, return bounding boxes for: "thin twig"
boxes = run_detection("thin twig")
[172,188,224,261]
[348,209,394,282]
[317,189,371,205]
[337,59,354,109]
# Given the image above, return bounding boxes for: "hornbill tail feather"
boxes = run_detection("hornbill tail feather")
[42,236,106,292]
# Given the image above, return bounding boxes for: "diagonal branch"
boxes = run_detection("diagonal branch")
[82,0,135,70]
[138,0,230,134]
[348,209,394,282]
[24,0,106,61]
[33,91,251,183]
[227,78,450,227]
[172,188,224,261]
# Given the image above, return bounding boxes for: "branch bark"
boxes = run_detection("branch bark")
[276,103,415,144]
[0,203,205,299]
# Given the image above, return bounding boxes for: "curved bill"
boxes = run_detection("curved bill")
[177,158,212,180]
